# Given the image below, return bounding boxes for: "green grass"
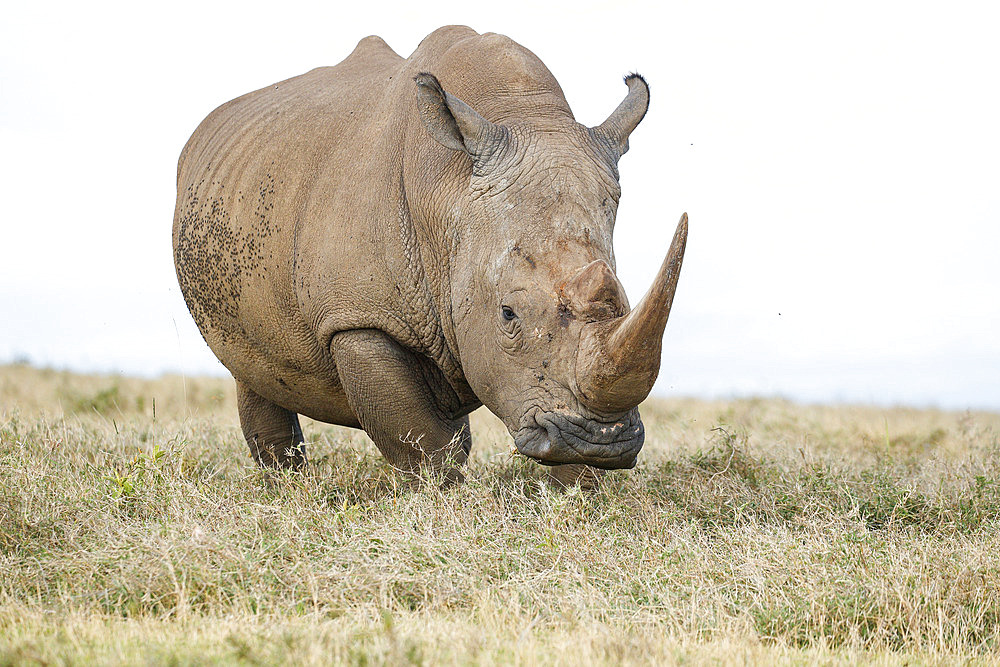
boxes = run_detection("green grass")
[1,364,999,664]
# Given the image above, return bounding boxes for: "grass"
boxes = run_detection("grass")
[1,362,999,664]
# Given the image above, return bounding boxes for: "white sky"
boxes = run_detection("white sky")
[2,0,998,410]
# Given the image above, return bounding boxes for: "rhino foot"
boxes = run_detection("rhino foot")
[236,380,308,469]
[547,464,605,491]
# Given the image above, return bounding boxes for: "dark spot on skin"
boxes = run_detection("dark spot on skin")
[535,373,545,382]
[546,333,554,342]
[511,244,536,269]
[541,360,549,368]
[557,302,574,328]
[175,174,279,344]
[277,378,288,388]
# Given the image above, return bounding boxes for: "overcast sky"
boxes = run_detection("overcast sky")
[2,0,998,410]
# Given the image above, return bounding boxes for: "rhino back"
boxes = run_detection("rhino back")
[172,36,407,423]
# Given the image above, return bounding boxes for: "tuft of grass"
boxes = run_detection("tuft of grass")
[1,364,999,663]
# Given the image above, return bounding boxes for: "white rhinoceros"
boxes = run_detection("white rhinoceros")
[173,25,687,484]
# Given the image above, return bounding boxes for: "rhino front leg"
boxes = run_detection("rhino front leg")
[236,380,307,469]
[547,464,605,490]
[331,329,472,484]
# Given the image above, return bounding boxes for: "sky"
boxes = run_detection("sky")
[1,0,998,410]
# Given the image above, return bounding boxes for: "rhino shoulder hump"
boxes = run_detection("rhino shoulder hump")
[342,34,403,68]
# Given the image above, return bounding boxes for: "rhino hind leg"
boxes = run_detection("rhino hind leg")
[236,380,307,469]
[331,329,471,485]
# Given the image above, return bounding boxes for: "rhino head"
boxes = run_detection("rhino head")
[415,72,687,470]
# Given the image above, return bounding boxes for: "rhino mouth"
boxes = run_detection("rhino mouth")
[512,407,644,469]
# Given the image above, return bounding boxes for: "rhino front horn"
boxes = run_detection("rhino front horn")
[575,213,688,413]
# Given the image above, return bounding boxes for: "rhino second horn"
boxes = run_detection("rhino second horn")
[575,213,688,413]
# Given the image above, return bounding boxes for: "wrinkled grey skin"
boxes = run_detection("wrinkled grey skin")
[172,26,685,485]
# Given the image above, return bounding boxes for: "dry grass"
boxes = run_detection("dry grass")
[1,362,999,665]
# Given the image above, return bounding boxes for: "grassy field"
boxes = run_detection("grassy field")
[1,363,999,665]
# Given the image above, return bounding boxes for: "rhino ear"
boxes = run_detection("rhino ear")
[414,72,501,158]
[592,73,649,159]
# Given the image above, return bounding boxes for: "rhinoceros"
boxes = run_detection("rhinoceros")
[172,25,687,485]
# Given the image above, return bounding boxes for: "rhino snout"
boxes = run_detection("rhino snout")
[512,407,644,469]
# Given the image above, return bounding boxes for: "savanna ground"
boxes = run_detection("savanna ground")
[1,363,999,665]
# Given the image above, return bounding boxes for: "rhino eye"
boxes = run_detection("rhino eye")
[501,305,517,321]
